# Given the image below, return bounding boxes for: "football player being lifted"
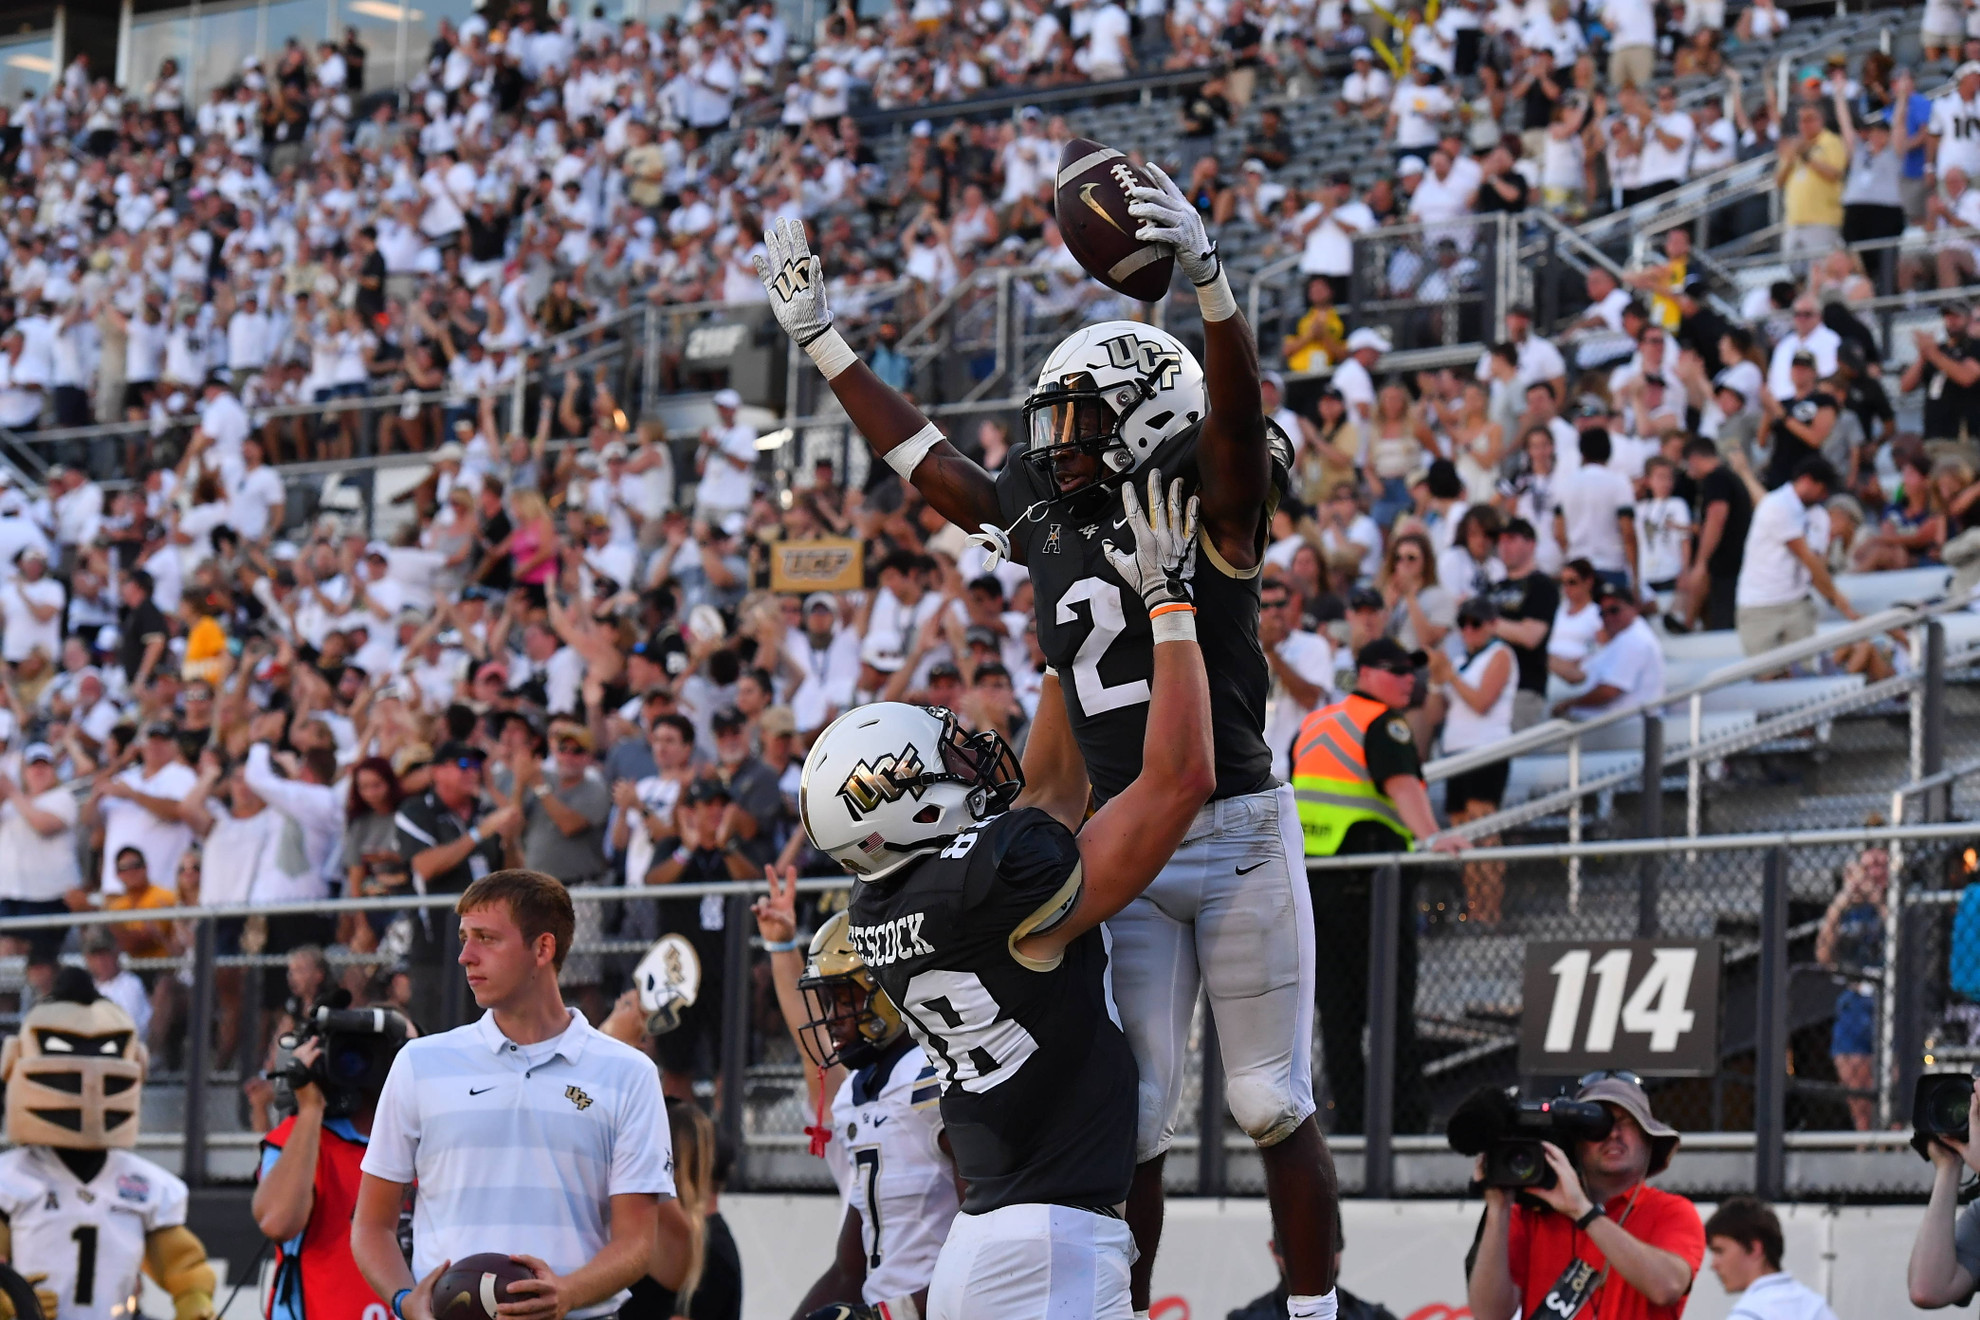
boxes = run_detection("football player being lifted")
[0,969,217,1320]
[750,867,961,1320]
[790,472,1212,1318]
[757,166,1339,1319]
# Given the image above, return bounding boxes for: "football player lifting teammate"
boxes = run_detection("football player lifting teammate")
[790,472,1211,1318]
[757,166,1339,1320]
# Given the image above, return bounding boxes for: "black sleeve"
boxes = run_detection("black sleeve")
[967,807,1083,934]
[1363,713,1422,787]
[1523,575,1559,629]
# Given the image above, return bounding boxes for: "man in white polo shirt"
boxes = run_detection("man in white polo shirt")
[351,870,685,1320]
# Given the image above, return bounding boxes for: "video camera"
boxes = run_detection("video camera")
[1447,1085,1615,1189]
[1912,1071,1975,1159]
[268,990,410,1119]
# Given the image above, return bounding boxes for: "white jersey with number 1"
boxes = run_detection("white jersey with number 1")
[822,1040,959,1305]
[0,1146,190,1320]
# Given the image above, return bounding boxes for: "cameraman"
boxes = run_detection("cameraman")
[1906,1088,1980,1307]
[253,1019,409,1320]
[1467,1075,1704,1320]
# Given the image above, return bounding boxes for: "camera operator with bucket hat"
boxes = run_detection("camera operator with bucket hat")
[1468,1072,1704,1320]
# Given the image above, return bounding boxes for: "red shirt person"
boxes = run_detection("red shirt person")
[1467,1075,1706,1320]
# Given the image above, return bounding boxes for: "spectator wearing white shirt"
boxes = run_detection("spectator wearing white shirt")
[693,389,758,522]
[1,547,63,674]
[1387,64,1456,152]
[1478,304,1567,400]
[1703,1197,1839,1320]
[1553,582,1664,719]
[1734,458,1860,657]
[1296,174,1377,303]
[228,437,286,543]
[1258,578,1334,779]
[1601,0,1657,90]
[89,722,200,896]
[1554,429,1639,590]
[0,743,83,974]
[1337,47,1393,120]
[1636,84,1696,198]
[1766,297,1842,400]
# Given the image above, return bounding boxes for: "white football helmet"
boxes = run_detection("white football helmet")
[632,933,702,1035]
[798,703,1024,880]
[1021,320,1207,493]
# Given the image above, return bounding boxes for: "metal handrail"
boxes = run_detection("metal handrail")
[1423,600,1939,783]
[1300,817,1980,871]
[1574,155,1778,247]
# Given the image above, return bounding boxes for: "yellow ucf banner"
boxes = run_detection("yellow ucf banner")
[770,537,864,593]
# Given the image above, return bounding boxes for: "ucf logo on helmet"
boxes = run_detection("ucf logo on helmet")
[1100,333,1181,390]
[839,745,927,817]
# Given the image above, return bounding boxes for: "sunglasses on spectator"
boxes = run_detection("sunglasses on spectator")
[1580,1068,1644,1089]
[556,740,587,755]
[1261,596,1291,610]
[116,859,146,873]
[1599,602,1628,617]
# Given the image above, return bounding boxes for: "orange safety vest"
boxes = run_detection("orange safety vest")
[1291,693,1413,856]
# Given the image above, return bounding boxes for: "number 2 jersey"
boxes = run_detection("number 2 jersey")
[0,1146,190,1320]
[821,1035,959,1303]
[848,807,1136,1215]
[995,421,1288,804]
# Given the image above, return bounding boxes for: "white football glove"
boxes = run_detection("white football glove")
[752,217,835,349]
[1125,163,1222,288]
[1103,468,1199,613]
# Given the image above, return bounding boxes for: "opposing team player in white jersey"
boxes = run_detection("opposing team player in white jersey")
[1931,61,1980,180]
[757,160,1340,1320]
[753,869,960,1320]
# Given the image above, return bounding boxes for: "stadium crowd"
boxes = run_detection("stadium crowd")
[0,0,1978,1158]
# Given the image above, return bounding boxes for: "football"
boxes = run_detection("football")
[1054,138,1175,303]
[432,1254,537,1320]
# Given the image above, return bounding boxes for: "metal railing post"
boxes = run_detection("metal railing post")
[642,304,662,423]
[1639,717,1663,938]
[1197,1002,1226,1196]
[1755,846,1788,1200]
[1567,734,1582,913]
[441,919,465,1030]
[720,894,752,1187]
[1879,833,1906,1129]
[184,918,215,1187]
[1924,620,1947,821]
[1686,690,1703,853]
[1364,864,1401,1198]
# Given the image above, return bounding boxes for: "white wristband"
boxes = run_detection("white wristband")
[1195,267,1238,323]
[883,422,945,481]
[804,326,858,380]
[1150,609,1198,645]
[1041,665,1058,680]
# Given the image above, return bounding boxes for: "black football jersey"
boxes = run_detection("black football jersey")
[995,422,1283,804]
[847,807,1137,1215]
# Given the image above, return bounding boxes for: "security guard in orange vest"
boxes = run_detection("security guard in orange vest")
[1294,637,1464,1133]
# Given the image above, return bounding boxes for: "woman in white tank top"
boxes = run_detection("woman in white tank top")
[1428,598,1516,923]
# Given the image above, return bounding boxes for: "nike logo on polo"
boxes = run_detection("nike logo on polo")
[1236,861,1270,875]
[871,1115,889,1127]
[469,1086,496,1096]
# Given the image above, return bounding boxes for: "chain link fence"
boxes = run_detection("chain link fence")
[5,825,1977,1194]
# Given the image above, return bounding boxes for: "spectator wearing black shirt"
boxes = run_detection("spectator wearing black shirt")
[117,570,170,688]
[352,226,387,323]
[1511,49,1563,154]
[1674,278,1729,363]
[1220,0,1265,107]
[642,777,755,1098]
[473,478,515,592]
[1180,77,1234,137]
[1679,436,1752,632]
[1474,140,1531,213]
[1244,106,1295,170]
[1761,353,1839,490]
[1902,303,1980,446]
[1483,519,1559,731]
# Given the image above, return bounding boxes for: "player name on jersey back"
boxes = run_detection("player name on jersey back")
[847,912,937,967]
